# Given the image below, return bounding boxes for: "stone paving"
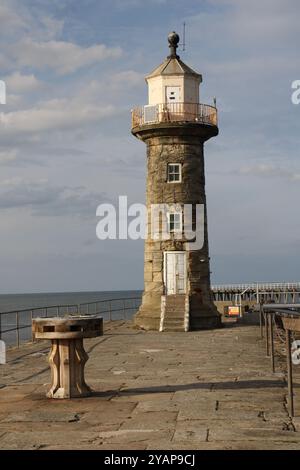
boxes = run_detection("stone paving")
[0,316,300,450]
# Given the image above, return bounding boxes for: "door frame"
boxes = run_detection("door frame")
[165,86,181,103]
[163,251,187,295]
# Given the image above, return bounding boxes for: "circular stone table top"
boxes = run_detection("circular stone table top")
[32,316,103,339]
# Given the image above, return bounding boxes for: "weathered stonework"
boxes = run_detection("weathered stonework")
[132,123,221,330]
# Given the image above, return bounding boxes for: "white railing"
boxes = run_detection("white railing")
[131,102,218,128]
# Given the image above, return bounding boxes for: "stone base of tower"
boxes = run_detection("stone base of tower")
[189,305,222,329]
[134,293,222,331]
[189,294,222,329]
[134,293,162,331]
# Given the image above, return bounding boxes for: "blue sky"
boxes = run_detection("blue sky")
[0,0,299,293]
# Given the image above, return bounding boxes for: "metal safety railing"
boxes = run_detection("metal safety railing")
[0,296,142,349]
[212,282,300,292]
[258,303,300,417]
[131,102,218,128]
[212,282,300,304]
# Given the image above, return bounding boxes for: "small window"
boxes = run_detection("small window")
[167,163,181,183]
[168,212,182,233]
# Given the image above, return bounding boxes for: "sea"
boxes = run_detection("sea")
[0,290,142,347]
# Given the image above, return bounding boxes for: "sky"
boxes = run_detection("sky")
[0,0,299,293]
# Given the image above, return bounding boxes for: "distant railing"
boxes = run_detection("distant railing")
[212,282,300,304]
[131,102,218,128]
[212,282,300,293]
[0,296,142,348]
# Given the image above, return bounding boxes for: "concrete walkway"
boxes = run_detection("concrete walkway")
[0,318,300,450]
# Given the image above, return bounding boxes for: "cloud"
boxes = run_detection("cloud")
[37,15,64,41]
[214,0,300,41]
[0,177,108,218]
[0,98,116,135]
[0,67,142,138]
[0,1,64,41]
[239,164,300,181]
[0,149,18,164]
[110,70,144,88]
[5,72,42,93]
[115,0,166,7]
[0,3,26,32]
[10,38,122,75]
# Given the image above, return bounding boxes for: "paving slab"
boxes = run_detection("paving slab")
[1,320,300,449]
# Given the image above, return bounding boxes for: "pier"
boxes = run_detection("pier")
[1,316,300,450]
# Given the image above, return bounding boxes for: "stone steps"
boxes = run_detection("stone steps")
[163,319,184,327]
[162,326,186,332]
[162,295,186,332]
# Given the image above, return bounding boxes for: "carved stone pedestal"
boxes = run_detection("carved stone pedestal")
[32,316,103,399]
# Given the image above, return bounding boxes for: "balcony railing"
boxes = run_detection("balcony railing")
[131,102,218,128]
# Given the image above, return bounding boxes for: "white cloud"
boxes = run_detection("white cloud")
[0,98,116,135]
[38,16,64,41]
[5,72,42,93]
[111,70,144,87]
[218,0,300,41]
[0,149,18,164]
[0,1,64,41]
[115,0,166,7]
[239,164,300,181]
[0,3,26,32]
[10,39,122,75]
[0,177,107,217]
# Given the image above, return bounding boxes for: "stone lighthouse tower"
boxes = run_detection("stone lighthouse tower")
[131,32,221,331]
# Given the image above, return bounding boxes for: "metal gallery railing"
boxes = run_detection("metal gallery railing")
[0,296,142,349]
[131,102,218,128]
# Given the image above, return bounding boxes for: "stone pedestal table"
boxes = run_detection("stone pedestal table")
[32,316,103,399]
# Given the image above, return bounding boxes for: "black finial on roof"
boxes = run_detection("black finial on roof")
[168,31,180,59]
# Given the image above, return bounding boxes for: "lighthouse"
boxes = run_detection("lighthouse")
[131,32,221,331]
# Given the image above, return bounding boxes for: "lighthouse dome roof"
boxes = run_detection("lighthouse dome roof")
[145,56,202,81]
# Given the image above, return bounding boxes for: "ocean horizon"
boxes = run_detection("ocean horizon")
[0,290,143,347]
[0,290,143,313]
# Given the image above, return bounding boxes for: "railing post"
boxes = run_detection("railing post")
[265,312,270,357]
[57,306,59,317]
[286,329,294,417]
[31,310,34,342]
[259,304,263,339]
[109,301,112,321]
[16,312,20,348]
[269,314,275,373]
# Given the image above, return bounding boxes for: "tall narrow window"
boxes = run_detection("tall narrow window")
[167,163,181,183]
[167,212,182,234]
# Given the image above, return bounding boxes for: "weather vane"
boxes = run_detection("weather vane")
[179,22,186,51]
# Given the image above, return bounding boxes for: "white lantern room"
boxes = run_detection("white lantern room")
[145,32,202,107]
